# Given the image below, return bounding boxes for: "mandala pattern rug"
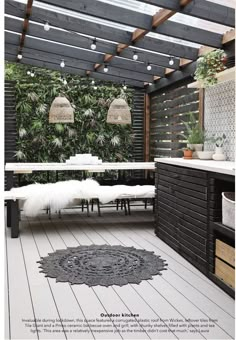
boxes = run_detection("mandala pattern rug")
[38,244,168,287]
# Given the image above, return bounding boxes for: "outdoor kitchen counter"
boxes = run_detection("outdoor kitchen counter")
[154,158,235,176]
[154,157,235,297]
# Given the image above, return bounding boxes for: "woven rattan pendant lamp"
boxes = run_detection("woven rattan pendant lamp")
[106,90,131,125]
[49,94,74,123]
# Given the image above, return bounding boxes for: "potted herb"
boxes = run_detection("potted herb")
[180,112,205,156]
[194,49,227,87]
[182,147,193,160]
[210,133,227,161]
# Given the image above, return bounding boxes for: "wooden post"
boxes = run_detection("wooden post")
[199,88,205,128]
[144,94,150,178]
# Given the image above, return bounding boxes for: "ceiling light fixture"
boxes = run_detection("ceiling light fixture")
[60,59,65,68]
[44,21,50,31]
[133,51,138,61]
[147,62,152,71]
[169,57,174,66]
[90,38,97,50]
[104,64,108,73]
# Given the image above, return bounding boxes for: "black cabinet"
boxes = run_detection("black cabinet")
[155,162,235,296]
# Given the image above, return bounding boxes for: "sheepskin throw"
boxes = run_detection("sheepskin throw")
[38,245,168,286]
[10,179,155,216]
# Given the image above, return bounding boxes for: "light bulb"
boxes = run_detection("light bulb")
[27,70,31,75]
[91,80,95,85]
[44,21,50,31]
[30,72,35,77]
[169,57,174,66]
[147,63,152,71]
[90,39,96,50]
[63,79,67,85]
[17,53,22,60]
[93,86,97,90]
[104,65,108,73]
[133,52,138,61]
[60,59,65,68]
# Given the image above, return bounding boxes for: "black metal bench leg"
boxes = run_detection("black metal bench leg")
[86,201,90,217]
[123,199,127,215]
[127,199,131,215]
[96,199,101,217]
[11,200,19,238]
[91,199,94,212]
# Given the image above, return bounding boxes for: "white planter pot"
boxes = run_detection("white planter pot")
[212,147,226,161]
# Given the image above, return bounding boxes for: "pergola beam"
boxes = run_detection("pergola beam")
[5,31,163,80]
[17,0,33,60]
[134,0,235,27]
[5,53,144,88]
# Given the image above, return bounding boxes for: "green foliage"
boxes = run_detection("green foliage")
[180,112,205,144]
[6,62,134,163]
[194,49,227,87]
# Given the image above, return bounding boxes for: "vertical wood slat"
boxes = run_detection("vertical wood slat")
[144,94,150,162]
[5,80,17,189]
[149,84,200,160]
[132,88,145,178]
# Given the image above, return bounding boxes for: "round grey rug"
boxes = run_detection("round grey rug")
[38,244,167,287]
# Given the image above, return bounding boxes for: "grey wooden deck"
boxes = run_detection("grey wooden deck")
[5,207,235,340]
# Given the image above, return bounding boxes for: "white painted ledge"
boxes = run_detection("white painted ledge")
[154,158,235,176]
[5,162,155,172]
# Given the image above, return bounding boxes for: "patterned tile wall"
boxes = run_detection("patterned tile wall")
[204,80,235,161]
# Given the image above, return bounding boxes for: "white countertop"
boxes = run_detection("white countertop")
[5,162,155,173]
[154,158,235,176]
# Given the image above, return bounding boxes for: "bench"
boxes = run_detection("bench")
[4,191,26,238]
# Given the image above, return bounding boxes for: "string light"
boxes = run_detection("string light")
[30,71,35,77]
[104,64,108,73]
[123,81,127,90]
[27,70,31,75]
[169,57,174,66]
[91,80,95,85]
[90,38,97,50]
[44,21,50,31]
[60,59,65,68]
[148,82,152,86]
[133,51,138,61]
[147,62,152,71]
[93,86,97,90]
[63,79,67,85]
[17,53,22,60]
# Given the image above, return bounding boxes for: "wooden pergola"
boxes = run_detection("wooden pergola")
[4,0,235,91]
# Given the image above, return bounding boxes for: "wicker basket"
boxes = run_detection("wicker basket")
[49,96,74,123]
[107,98,131,125]
[222,192,235,229]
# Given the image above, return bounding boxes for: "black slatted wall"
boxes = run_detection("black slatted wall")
[132,88,145,177]
[149,85,199,160]
[5,80,17,188]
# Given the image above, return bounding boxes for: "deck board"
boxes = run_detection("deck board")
[5,209,235,340]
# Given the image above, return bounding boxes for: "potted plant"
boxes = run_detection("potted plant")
[194,49,227,87]
[209,133,227,161]
[180,112,205,157]
[182,147,193,159]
